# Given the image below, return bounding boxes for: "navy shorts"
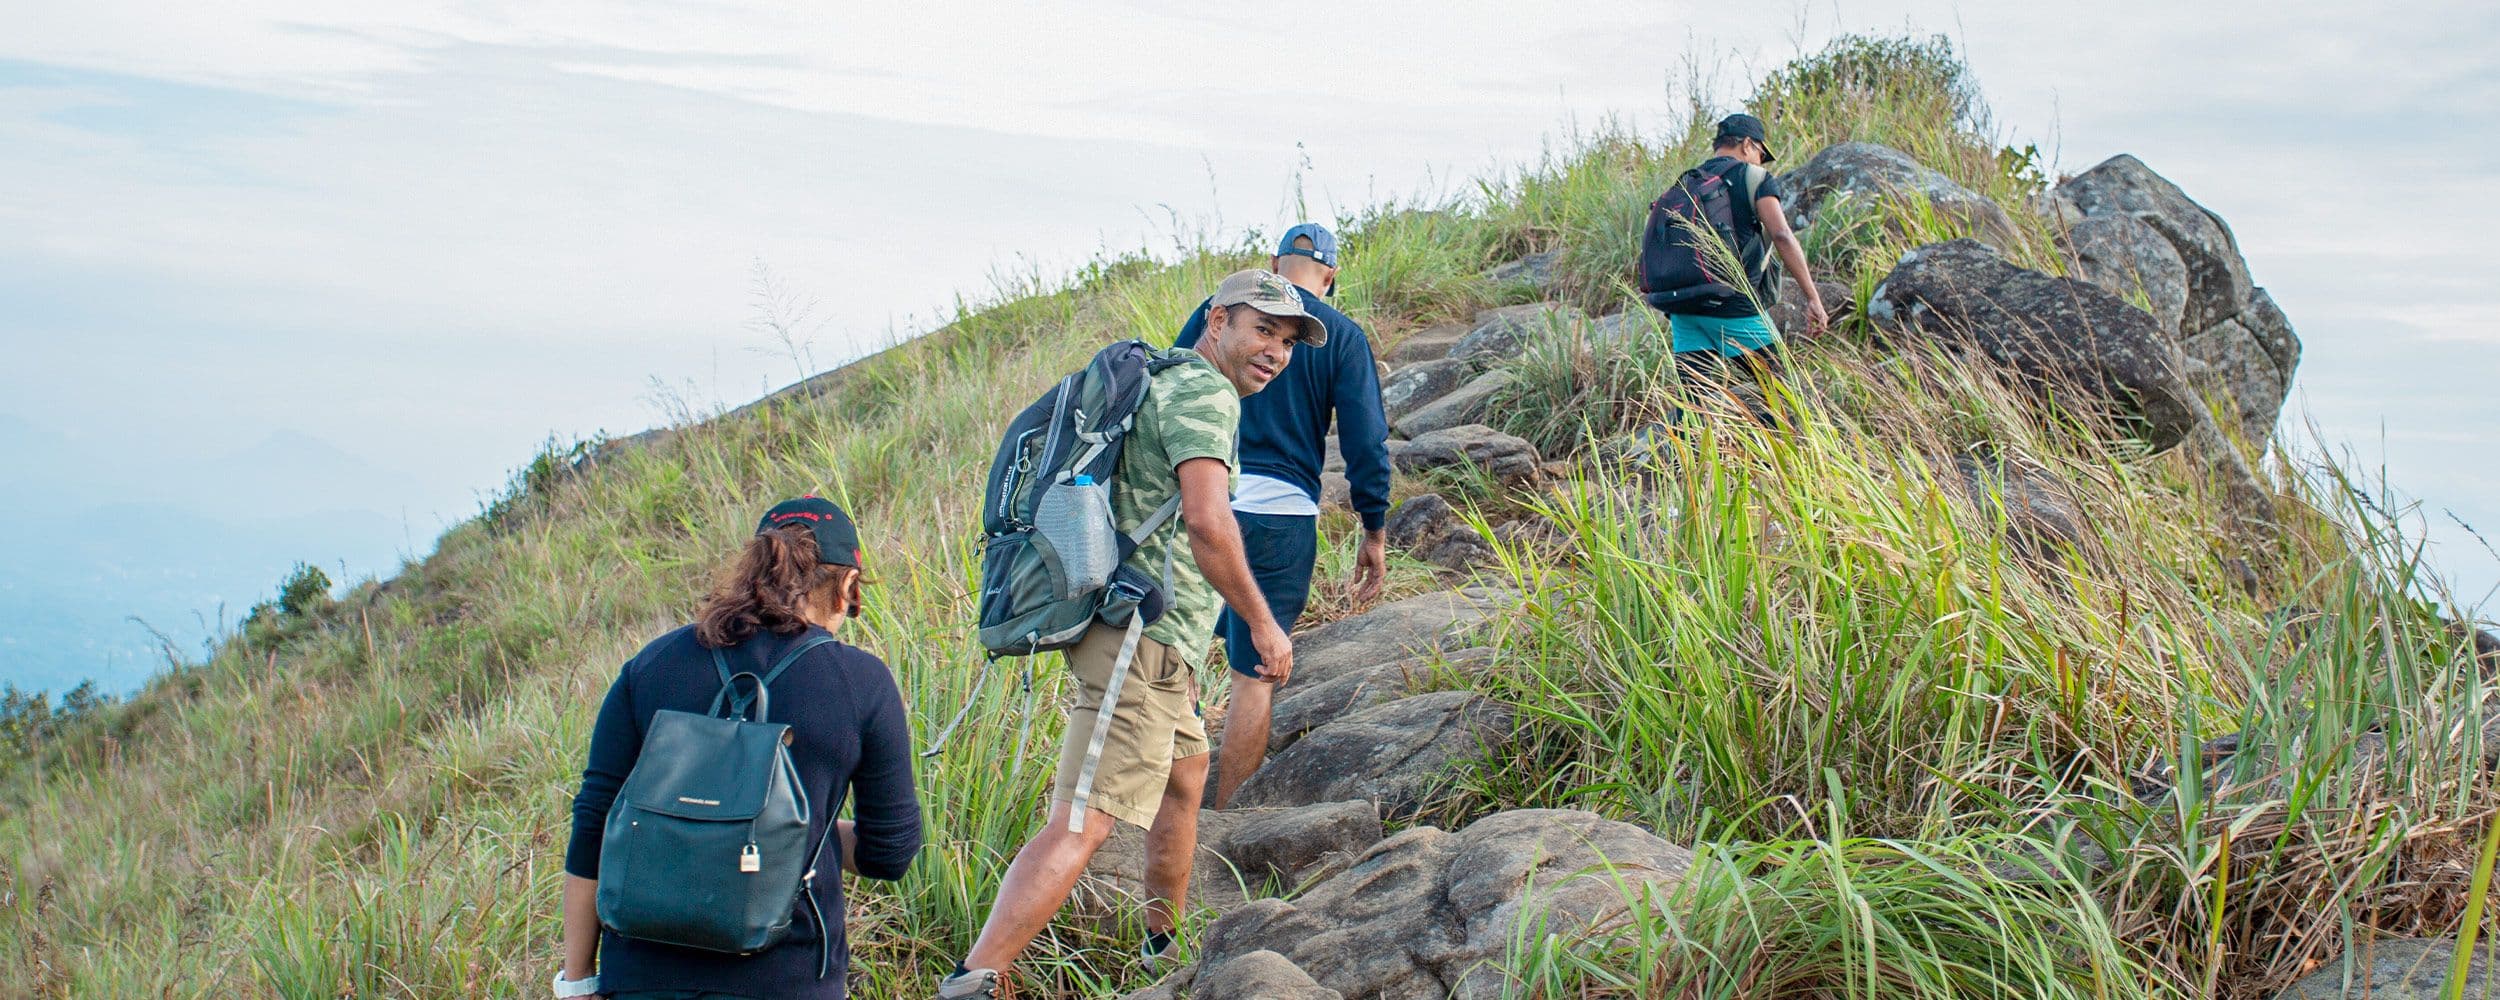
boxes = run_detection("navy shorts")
[1215,511,1319,679]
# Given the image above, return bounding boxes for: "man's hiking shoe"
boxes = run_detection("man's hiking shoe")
[1140,930,1180,975]
[937,967,1003,999]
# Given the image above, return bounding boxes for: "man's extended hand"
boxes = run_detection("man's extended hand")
[1351,529,1388,606]
[1251,621,1294,687]
[1804,299,1831,338]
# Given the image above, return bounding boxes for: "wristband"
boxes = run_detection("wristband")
[552,972,600,998]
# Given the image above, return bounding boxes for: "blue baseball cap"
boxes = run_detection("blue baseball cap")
[1275,223,1339,268]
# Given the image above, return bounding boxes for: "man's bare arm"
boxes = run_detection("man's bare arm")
[1176,457,1294,683]
[1757,195,1829,335]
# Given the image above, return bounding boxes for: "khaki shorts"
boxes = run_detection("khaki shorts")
[1050,622,1209,830]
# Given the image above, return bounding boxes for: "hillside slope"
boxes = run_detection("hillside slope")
[7,37,2494,1000]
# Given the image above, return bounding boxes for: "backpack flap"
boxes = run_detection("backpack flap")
[621,710,792,821]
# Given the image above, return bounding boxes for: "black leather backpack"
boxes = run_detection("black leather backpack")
[595,634,842,977]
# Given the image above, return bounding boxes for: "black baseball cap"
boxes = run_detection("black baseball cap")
[757,496,862,567]
[1715,113,1776,164]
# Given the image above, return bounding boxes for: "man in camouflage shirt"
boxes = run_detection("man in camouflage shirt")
[943,270,1324,998]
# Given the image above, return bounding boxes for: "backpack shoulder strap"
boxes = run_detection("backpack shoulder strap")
[706,634,838,721]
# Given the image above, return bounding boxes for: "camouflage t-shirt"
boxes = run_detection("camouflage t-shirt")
[1115,348,1239,664]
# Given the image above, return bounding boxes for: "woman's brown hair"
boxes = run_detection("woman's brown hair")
[694,525,862,648]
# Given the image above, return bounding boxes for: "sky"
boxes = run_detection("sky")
[2,1,2494,694]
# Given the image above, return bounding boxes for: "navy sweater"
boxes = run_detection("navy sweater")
[1175,286,1393,531]
[566,624,922,999]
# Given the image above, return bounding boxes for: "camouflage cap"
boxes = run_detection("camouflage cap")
[1208,268,1327,347]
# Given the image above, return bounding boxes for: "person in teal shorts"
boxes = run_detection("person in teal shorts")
[1640,113,1831,427]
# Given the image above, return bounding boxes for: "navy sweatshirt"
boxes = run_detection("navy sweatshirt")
[1175,286,1393,531]
[566,624,922,999]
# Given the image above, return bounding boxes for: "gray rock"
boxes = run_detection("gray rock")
[1386,494,1459,550]
[2059,154,2252,335]
[1230,691,1517,820]
[1394,370,1514,439]
[1215,800,1386,890]
[1954,455,2086,560]
[1483,251,1562,294]
[1586,309,1663,347]
[1292,588,1508,689]
[1380,358,1473,423]
[1385,322,1471,366]
[1764,276,1851,337]
[1448,303,1583,366]
[1869,239,2203,451]
[2181,316,2288,435]
[1781,141,2020,247]
[2238,287,2302,387]
[1197,809,1693,1000]
[1420,531,1500,573]
[1195,949,1342,1000]
[2279,936,2500,998]
[1388,424,1542,482]
[2062,213,2190,334]
[1265,647,1490,754]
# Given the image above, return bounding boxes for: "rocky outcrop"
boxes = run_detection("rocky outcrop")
[2058,154,2250,335]
[1189,809,1693,1000]
[1230,691,1516,820]
[2279,936,2500,998]
[1870,238,2204,449]
[1213,800,1385,889]
[1290,587,1507,689]
[1379,359,1472,423]
[1385,495,1497,572]
[1765,276,1851,337]
[2060,212,2190,334]
[2056,154,2301,434]
[1782,141,2019,247]
[1394,370,1513,439]
[1265,647,1490,755]
[1388,424,1542,482]
[1448,303,1583,367]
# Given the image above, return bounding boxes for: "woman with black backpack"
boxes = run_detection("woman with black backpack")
[555,496,922,1000]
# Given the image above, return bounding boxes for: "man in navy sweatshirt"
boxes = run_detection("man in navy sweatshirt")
[1175,223,1393,808]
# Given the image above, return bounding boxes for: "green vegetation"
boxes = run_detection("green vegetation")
[2,33,2488,1000]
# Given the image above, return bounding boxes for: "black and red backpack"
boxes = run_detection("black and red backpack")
[1638,157,1779,318]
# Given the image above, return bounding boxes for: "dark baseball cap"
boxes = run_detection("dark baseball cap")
[1275,223,1339,267]
[757,496,861,567]
[1715,113,1776,164]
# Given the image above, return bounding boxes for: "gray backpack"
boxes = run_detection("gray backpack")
[596,635,843,977]
[931,340,1193,831]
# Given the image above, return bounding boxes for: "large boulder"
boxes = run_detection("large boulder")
[1781,141,2019,247]
[1388,424,1542,482]
[1384,495,1499,572]
[1292,587,1508,688]
[2180,316,2288,435]
[2278,936,2500,998]
[2061,212,2191,334]
[2058,154,2252,335]
[1230,691,1516,820]
[1379,358,1473,423]
[1195,950,1343,1000]
[1194,809,1694,1000]
[1448,303,1583,366]
[1394,370,1513,439]
[1869,238,2203,450]
[1214,800,1386,889]
[1265,647,1491,755]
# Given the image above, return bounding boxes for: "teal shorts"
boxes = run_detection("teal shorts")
[1668,312,1781,357]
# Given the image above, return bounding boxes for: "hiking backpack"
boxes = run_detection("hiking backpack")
[1638,158,1779,317]
[937,339,1197,831]
[596,634,845,978]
